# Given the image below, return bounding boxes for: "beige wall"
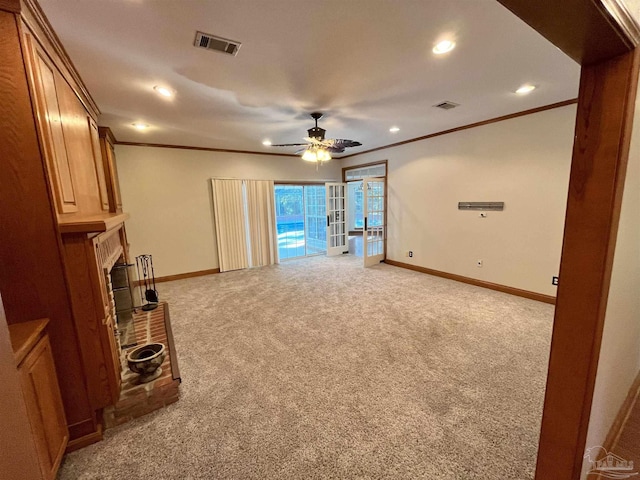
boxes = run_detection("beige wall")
[343,104,576,296]
[582,71,640,477]
[116,146,340,277]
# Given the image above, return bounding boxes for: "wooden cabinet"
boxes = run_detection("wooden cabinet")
[0,1,129,451]
[25,36,78,214]
[24,30,105,218]
[10,319,68,480]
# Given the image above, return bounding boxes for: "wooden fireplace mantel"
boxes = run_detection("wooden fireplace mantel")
[58,212,130,235]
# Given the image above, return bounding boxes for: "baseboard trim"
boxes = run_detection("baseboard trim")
[383,259,556,304]
[602,370,640,453]
[65,424,102,453]
[135,268,220,286]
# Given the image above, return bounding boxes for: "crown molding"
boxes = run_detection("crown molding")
[340,98,578,160]
[114,140,302,158]
[20,0,100,117]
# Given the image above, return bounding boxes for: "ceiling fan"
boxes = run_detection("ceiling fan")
[270,112,362,163]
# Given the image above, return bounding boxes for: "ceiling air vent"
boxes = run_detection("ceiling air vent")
[194,31,241,56]
[434,101,459,110]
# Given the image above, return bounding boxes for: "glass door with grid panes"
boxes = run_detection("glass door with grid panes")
[363,177,385,266]
[304,185,327,255]
[325,183,348,256]
[274,184,327,260]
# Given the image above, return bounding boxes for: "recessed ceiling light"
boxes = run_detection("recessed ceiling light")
[516,84,536,95]
[389,126,400,133]
[433,40,456,55]
[153,85,174,97]
[132,123,149,130]
[262,140,272,146]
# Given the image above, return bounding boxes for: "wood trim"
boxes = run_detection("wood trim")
[535,48,640,480]
[339,99,577,160]
[135,268,220,286]
[115,141,302,158]
[8,318,49,366]
[97,126,116,146]
[112,102,577,163]
[497,0,640,65]
[0,0,20,13]
[65,423,102,453]
[274,181,329,185]
[342,160,389,260]
[20,0,100,117]
[384,259,556,304]
[601,371,640,454]
[600,0,640,49]
[162,303,181,382]
[58,211,129,234]
[342,159,388,182]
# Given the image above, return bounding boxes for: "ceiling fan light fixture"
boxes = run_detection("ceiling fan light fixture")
[271,112,360,161]
[301,147,331,163]
[302,149,318,162]
[317,149,332,162]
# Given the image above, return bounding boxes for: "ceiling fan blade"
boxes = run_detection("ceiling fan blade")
[325,146,346,153]
[304,137,324,145]
[294,147,310,154]
[270,143,310,147]
[328,139,362,148]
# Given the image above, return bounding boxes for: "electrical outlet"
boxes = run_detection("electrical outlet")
[409,251,413,258]
[477,259,483,267]
[552,276,559,286]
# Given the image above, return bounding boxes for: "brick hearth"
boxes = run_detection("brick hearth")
[103,302,181,428]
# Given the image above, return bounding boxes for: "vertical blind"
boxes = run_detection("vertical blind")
[211,179,278,272]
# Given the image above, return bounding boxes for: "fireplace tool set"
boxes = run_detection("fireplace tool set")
[136,254,159,311]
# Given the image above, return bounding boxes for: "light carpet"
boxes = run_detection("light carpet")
[59,255,553,479]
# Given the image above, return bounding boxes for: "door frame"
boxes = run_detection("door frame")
[274,182,328,259]
[496,1,640,479]
[342,160,388,260]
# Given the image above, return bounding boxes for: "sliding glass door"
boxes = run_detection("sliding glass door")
[275,184,327,260]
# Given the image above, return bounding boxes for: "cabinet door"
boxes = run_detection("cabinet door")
[20,335,68,480]
[89,118,109,211]
[27,38,78,214]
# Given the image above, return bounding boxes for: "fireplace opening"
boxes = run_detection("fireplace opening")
[107,258,137,349]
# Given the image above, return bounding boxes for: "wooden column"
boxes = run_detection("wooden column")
[535,47,640,480]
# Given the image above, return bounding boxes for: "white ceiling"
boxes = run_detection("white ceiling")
[38,0,580,156]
